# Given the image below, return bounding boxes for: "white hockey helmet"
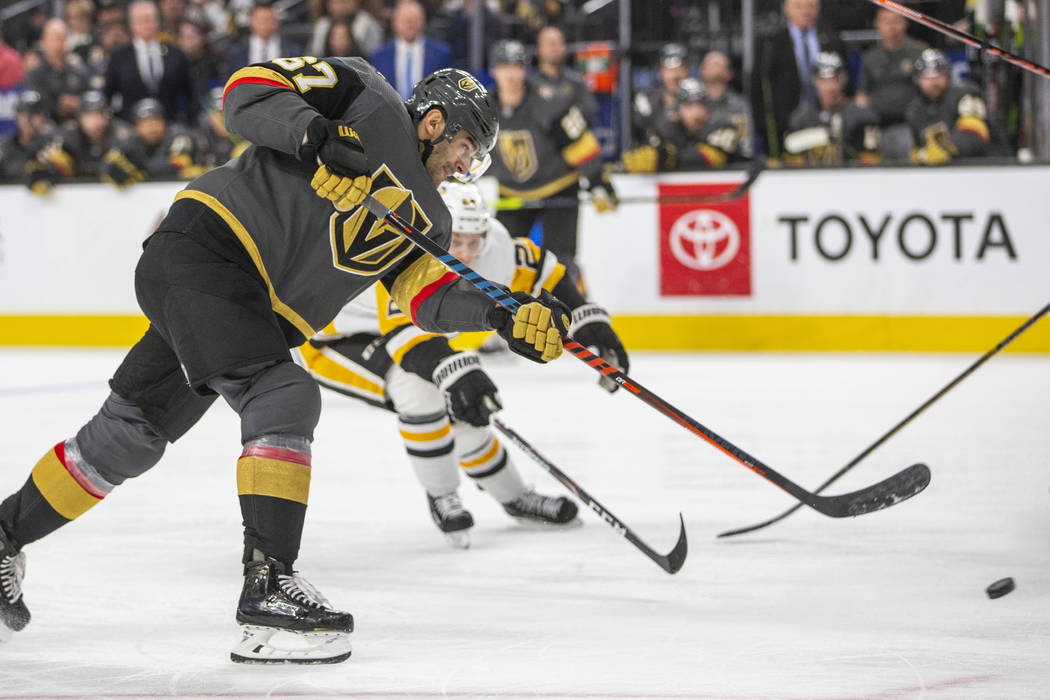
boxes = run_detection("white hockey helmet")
[438,181,490,235]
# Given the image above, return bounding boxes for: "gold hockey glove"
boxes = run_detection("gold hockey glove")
[101,149,146,188]
[302,117,373,211]
[487,291,570,364]
[911,124,957,166]
[585,171,619,213]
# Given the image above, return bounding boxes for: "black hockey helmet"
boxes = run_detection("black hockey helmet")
[913,48,950,78]
[812,51,845,78]
[133,97,165,122]
[676,78,709,106]
[16,90,45,115]
[489,39,528,67]
[406,68,499,180]
[661,43,688,69]
[80,90,111,115]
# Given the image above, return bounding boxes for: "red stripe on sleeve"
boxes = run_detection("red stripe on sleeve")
[222,77,294,106]
[410,271,459,323]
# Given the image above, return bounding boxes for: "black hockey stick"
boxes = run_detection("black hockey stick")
[364,194,931,519]
[719,301,1050,538]
[865,0,1050,79]
[495,163,764,211]
[492,414,687,574]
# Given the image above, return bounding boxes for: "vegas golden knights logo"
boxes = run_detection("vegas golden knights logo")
[330,164,433,276]
[458,76,480,92]
[497,130,538,182]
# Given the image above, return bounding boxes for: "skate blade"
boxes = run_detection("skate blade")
[230,625,351,664]
[443,530,471,549]
[508,516,584,530]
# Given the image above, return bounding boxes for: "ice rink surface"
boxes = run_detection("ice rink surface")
[0,347,1046,699]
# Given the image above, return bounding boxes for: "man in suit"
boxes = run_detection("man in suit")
[371,0,452,101]
[104,0,197,125]
[751,0,843,158]
[226,3,302,75]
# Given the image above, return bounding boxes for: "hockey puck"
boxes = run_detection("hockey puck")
[986,577,1015,599]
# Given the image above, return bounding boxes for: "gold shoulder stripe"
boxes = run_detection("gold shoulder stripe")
[223,65,295,94]
[175,189,316,340]
[956,115,990,142]
[390,254,454,320]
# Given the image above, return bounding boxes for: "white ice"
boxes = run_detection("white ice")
[0,347,1047,699]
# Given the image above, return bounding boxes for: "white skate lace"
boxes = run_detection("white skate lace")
[0,551,25,604]
[515,491,561,518]
[433,492,467,518]
[277,572,332,610]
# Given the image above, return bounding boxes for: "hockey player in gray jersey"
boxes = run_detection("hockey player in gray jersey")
[784,52,881,166]
[0,59,571,664]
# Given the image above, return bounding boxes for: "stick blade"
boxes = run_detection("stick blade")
[658,514,688,574]
[817,462,931,517]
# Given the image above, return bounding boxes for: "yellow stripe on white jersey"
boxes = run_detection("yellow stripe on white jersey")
[293,343,386,403]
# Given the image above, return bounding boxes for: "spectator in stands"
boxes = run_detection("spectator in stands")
[0,23,27,90]
[104,0,197,125]
[532,25,596,122]
[622,79,743,173]
[83,20,131,82]
[158,0,188,43]
[96,0,126,29]
[101,97,204,186]
[0,91,54,186]
[323,18,362,58]
[36,89,133,183]
[437,0,510,70]
[309,0,383,59]
[632,43,689,143]
[699,50,753,158]
[227,3,302,74]
[196,86,247,166]
[371,1,453,100]
[783,52,880,166]
[64,0,97,57]
[752,0,844,158]
[179,20,222,100]
[905,48,993,165]
[24,19,91,125]
[857,9,927,127]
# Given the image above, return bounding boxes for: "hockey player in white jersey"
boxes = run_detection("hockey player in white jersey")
[296,181,630,548]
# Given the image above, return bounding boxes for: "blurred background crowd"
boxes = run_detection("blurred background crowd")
[0,0,1046,190]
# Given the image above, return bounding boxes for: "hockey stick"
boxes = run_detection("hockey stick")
[495,163,764,211]
[718,301,1050,538]
[491,414,687,574]
[364,194,931,518]
[865,0,1050,79]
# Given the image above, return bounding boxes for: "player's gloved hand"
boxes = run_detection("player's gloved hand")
[585,171,618,213]
[487,290,570,364]
[622,140,677,174]
[170,153,208,180]
[911,126,957,166]
[569,304,629,393]
[101,149,146,188]
[302,117,372,211]
[24,160,53,195]
[432,352,502,427]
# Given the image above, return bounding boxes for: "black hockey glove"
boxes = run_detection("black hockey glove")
[583,171,618,213]
[101,149,146,188]
[301,117,373,210]
[24,160,53,195]
[487,290,571,364]
[432,353,502,427]
[570,304,629,393]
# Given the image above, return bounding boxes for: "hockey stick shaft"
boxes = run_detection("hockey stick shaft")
[718,300,1050,538]
[865,0,1050,79]
[365,194,930,519]
[495,164,764,211]
[491,415,688,574]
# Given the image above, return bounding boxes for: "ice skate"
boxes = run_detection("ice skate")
[231,558,353,664]
[502,489,581,528]
[0,525,29,642]
[427,491,474,549]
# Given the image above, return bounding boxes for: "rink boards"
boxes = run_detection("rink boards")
[1,165,1048,351]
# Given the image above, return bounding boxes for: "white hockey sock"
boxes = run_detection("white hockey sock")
[453,424,526,503]
[398,411,460,496]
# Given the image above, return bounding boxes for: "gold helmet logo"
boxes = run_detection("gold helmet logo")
[458,76,480,92]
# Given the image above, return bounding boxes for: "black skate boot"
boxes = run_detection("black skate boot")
[0,525,29,641]
[231,557,353,664]
[502,489,580,527]
[427,491,474,549]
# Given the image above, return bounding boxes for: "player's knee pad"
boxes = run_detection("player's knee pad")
[209,361,321,443]
[74,391,169,484]
[385,364,445,418]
